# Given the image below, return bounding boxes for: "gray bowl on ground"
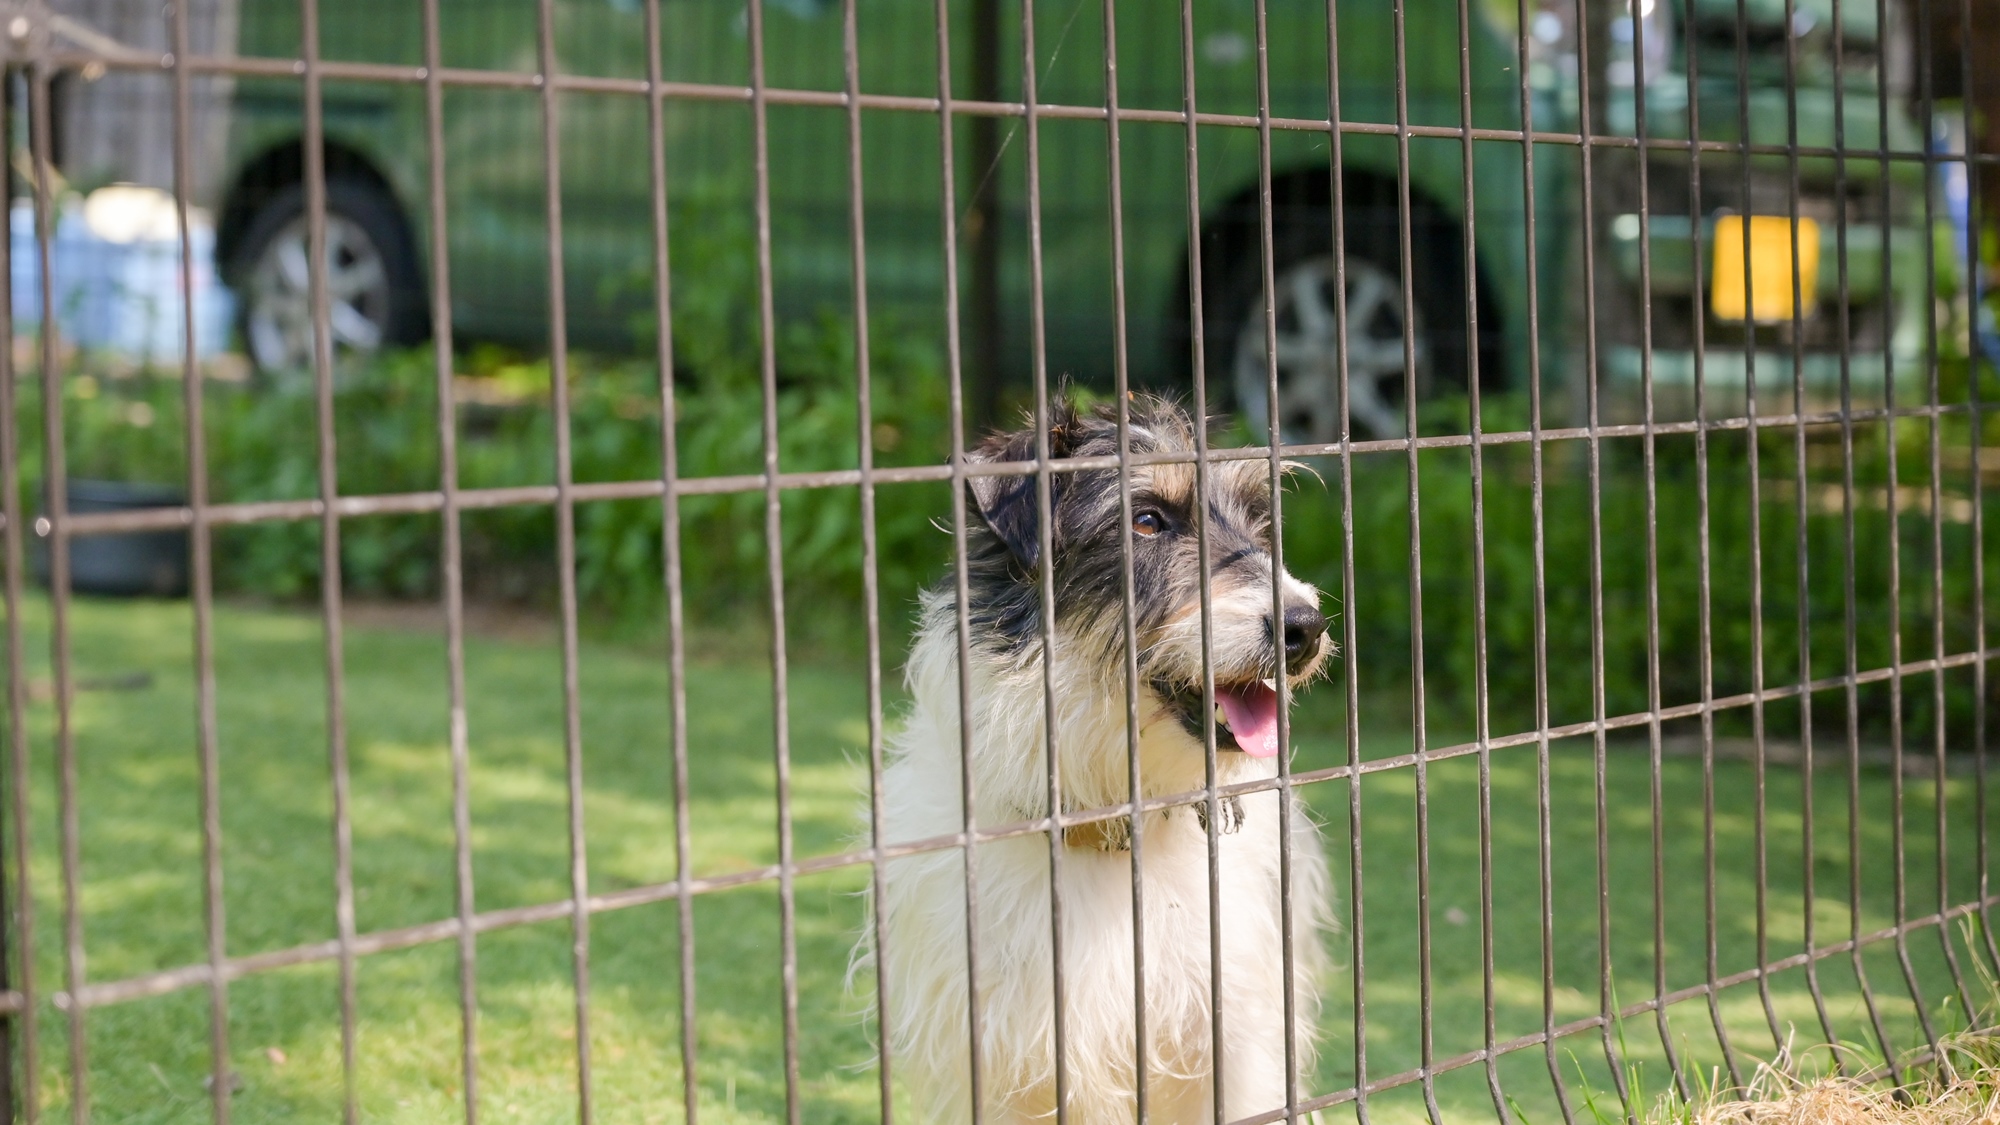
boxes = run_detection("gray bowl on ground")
[34,480,190,598]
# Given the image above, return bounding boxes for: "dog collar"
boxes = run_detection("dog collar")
[1059,794,1245,852]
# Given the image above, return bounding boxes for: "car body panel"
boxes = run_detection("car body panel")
[224,0,1927,416]
[226,0,1532,394]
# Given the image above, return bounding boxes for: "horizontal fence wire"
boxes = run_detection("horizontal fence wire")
[0,654,1980,1006]
[16,45,2000,171]
[10,403,1986,533]
[0,0,1993,1119]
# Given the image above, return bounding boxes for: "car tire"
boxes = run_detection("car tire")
[231,177,426,378]
[1202,191,1483,444]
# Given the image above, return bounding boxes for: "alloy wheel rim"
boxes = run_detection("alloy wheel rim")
[1232,254,1425,444]
[245,212,392,374]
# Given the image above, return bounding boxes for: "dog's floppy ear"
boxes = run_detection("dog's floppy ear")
[966,400,1079,571]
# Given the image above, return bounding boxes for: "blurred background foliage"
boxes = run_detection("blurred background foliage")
[25,322,1998,748]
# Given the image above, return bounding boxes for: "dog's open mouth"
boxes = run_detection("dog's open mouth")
[1155,680,1283,758]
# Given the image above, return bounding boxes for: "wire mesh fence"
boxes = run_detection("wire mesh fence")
[0,0,1990,1120]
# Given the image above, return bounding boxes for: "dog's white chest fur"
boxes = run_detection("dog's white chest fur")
[866,620,1333,1125]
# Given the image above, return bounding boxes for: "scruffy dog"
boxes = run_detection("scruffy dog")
[863,396,1335,1124]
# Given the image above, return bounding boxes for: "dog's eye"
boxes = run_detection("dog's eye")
[1133,511,1164,538]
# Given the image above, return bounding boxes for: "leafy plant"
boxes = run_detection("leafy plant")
[26,329,1996,739]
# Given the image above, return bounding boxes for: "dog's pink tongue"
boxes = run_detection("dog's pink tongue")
[1219,684,1281,758]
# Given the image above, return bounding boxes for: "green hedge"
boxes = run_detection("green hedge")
[29,311,954,633]
[1275,403,1996,741]
[22,336,1997,743]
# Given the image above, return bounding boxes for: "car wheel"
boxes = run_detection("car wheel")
[1204,194,1476,445]
[1230,253,1426,444]
[233,179,424,377]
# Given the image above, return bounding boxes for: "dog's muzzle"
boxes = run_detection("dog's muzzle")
[1278,604,1328,676]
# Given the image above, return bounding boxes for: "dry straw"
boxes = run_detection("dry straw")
[1660,1033,2000,1125]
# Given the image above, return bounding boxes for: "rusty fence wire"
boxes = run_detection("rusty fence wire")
[0,0,1990,1120]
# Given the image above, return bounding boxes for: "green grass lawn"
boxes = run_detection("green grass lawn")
[3,595,1993,1124]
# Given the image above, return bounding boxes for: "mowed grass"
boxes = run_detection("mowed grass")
[3,595,1993,1124]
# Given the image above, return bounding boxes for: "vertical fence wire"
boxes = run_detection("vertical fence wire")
[1093,0,1154,1115]
[1016,0,1075,1116]
[1316,4,1375,1118]
[1563,0,1634,1105]
[1963,0,2000,985]
[1725,0,1785,1053]
[929,0,988,1113]
[1386,0,1443,1115]
[837,0,894,1120]
[165,0,231,1117]
[1166,0,1230,1117]
[1446,0,1508,1110]
[528,0,599,1114]
[26,60,87,1125]
[416,0,480,1111]
[635,0,701,1118]
[0,60,37,1125]
[1682,0,1750,1084]
[740,0,803,1115]
[1628,0,1695,1096]
[0,69,11,1125]
[1780,0,1844,1057]
[1913,0,1980,1023]
[1828,0,1904,1075]
[1511,0,1578,1112]
[292,0,367,1112]
[1247,0,1304,1118]
[1873,0,1939,1051]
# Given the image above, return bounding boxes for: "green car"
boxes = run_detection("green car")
[216,0,1923,438]
[1593,0,1930,422]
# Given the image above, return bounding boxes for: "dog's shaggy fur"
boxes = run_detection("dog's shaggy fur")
[859,397,1335,1124]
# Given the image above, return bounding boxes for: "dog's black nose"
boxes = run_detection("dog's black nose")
[1281,605,1327,673]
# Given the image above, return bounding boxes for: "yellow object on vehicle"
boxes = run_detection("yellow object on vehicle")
[1710,214,1821,323]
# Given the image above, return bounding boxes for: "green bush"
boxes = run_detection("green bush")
[27,309,954,641]
[25,341,1996,743]
[1235,394,1997,743]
